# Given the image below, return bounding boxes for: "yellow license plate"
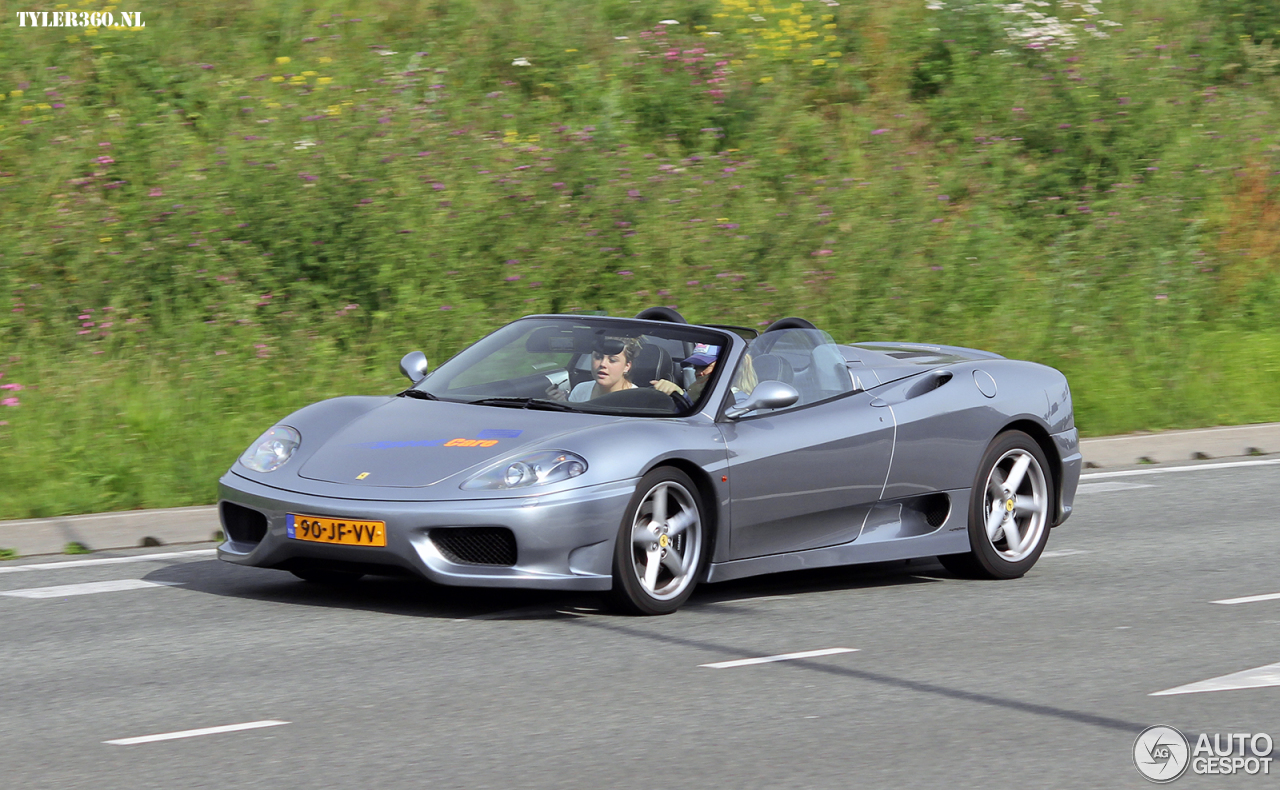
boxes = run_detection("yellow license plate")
[287,514,386,546]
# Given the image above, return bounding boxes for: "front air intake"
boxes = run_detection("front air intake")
[431,527,517,566]
[221,501,268,545]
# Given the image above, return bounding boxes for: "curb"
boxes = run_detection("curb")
[2,422,1278,559]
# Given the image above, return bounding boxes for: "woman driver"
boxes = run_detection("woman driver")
[566,337,641,402]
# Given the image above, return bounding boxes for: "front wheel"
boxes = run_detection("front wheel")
[939,430,1054,580]
[609,468,706,615]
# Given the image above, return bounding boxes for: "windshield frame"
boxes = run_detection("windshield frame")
[409,315,738,419]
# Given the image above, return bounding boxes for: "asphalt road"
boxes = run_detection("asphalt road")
[2,458,1279,789]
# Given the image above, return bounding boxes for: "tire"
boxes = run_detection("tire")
[938,430,1054,580]
[608,467,707,615]
[290,568,365,585]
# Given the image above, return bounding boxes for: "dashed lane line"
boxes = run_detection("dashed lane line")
[0,579,182,599]
[700,647,859,669]
[104,720,290,746]
[0,549,215,575]
[1211,592,1280,605]
[1151,662,1280,696]
[1039,545,1090,558]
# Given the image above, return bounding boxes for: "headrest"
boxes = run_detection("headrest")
[631,344,674,386]
[634,306,688,323]
[764,317,817,332]
[752,353,794,384]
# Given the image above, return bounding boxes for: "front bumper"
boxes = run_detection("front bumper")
[216,472,638,591]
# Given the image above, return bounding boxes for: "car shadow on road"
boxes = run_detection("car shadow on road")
[141,556,951,621]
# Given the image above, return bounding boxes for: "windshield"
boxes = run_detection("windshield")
[413,317,732,416]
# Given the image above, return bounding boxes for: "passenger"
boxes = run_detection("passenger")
[660,345,719,401]
[559,337,642,402]
[730,352,758,403]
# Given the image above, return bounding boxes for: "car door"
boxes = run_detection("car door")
[718,389,896,560]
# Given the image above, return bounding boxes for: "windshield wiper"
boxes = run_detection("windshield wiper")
[397,389,439,400]
[468,397,578,412]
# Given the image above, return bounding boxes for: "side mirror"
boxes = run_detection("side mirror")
[724,380,800,420]
[399,351,429,384]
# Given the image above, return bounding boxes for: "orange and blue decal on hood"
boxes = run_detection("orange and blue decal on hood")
[352,428,523,450]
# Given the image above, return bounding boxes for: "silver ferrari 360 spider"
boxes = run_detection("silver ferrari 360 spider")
[218,310,1080,614]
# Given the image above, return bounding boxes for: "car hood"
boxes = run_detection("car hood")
[295,398,621,488]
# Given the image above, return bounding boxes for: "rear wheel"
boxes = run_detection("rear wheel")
[939,430,1053,579]
[609,468,706,615]
[290,568,365,585]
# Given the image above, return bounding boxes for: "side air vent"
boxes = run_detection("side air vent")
[431,527,518,566]
[221,501,268,546]
[921,493,952,528]
[905,370,954,400]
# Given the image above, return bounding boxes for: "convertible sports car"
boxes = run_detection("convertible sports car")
[218,309,1081,615]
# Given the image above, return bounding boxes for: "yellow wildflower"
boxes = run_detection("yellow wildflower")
[318,56,332,64]
[327,105,341,115]
[316,77,333,85]
[99,237,112,243]
[759,76,773,83]
[270,76,284,83]
[301,70,318,77]
[276,56,291,65]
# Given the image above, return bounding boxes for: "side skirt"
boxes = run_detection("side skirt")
[704,489,972,584]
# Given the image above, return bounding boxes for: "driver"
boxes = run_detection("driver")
[551,337,642,402]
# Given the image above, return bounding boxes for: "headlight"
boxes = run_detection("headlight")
[238,426,301,473]
[461,450,588,490]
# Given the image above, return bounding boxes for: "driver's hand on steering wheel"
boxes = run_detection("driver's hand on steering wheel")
[650,380,685,397]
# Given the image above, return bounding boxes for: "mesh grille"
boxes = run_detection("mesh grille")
[923,494,951,528]
[431,527,517,566]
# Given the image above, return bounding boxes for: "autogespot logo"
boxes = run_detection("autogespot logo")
[1134,725,1190,783]
[1134,725,1275,782]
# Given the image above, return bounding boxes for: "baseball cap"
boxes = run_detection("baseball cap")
[682,343,720,367]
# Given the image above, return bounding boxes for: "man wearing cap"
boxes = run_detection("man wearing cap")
[648,343,720,402]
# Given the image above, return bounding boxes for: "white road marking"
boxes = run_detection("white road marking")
[0,549,215,575]
[465,603,586,621]
[1041,549,1090,558]
[1211,592,1280,605]
[104,720,290,745]
[0,579,181,599]
[700,647,859,669]
[1151,662,1280,696]
[1081,459,1280,480]
[1076,481,1155,494]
